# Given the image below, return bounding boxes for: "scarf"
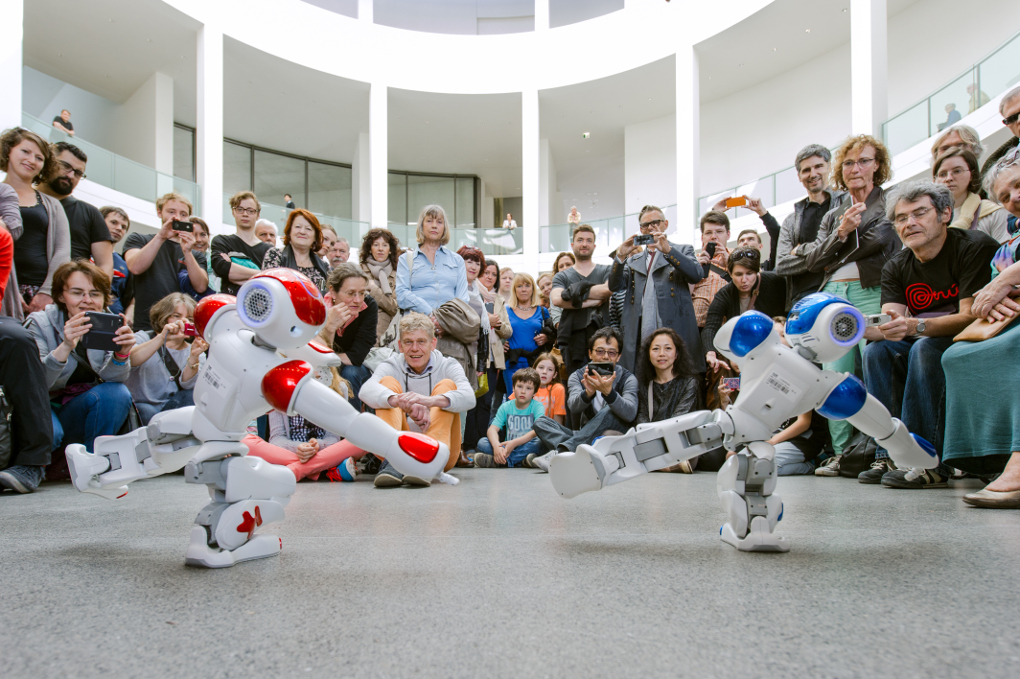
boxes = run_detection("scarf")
[950,192,1002,231]
[364,258,393,295]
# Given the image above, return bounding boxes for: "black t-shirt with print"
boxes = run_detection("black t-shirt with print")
[880,228,999,317]
[210,234,272,296]
[60,196,112,261]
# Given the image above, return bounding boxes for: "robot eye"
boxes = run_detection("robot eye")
[830,311,860,343]
[241,285,274,325]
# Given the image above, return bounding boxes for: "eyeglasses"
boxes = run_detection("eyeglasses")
[233,206,259,216]
[592,348,619,359]
[64,288,104,301]
[935,167,969,180]
[893,206,934,226]
[640,219,664,230]
[56,159,85,179]
[1003,111,1020,126]
[841,157,875,171]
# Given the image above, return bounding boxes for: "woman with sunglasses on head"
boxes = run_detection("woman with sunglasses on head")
[702,246,786,374]
[932,148,1010,243]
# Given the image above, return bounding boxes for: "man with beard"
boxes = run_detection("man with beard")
[38,142,113,277]
[551,224,611,373]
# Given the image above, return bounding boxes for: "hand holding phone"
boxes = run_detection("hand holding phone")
[81,311,124,352]
[722,377,741,391]
[172,220,194,233]
[633,233,655,246]
[725,196,747,208]
[865,313,892,327]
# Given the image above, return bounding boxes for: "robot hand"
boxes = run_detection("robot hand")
[66,407,201,500]
[549,410,724,499]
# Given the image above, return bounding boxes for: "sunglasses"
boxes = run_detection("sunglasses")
[1004,111,1020,126]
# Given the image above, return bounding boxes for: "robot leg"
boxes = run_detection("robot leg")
[845,395,938,470]
[65,407,200,500]
[183,449,296,568]
[716,441,788,553]
[549,410,725,499]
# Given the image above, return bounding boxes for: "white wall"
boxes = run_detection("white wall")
[624,114,677,217]
[374,0,534,34]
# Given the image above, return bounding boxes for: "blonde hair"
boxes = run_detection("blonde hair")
[415,204,450,246]
[398,312,435,340]
[509,272,539,307]
[155,192,193,216]
[148,292,196,335]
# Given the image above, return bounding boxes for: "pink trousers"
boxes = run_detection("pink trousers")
[243,434,365,481]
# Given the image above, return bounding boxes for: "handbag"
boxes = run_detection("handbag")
[0,386,13,470]
[838,430,878,478]
[474,372,489,399]
[953,311,1020,342]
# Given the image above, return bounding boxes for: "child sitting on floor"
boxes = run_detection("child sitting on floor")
[474,367,545,468]
[533,352,566,426]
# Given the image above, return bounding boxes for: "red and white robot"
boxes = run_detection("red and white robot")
[65,269,453,568]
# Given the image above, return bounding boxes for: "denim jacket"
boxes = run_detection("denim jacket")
[395,245,470,315]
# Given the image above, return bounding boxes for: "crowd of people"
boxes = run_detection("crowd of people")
[1,84,1019,510]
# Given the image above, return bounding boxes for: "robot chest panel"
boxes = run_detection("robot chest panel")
[196,337,280,428]
[737,354,824,428]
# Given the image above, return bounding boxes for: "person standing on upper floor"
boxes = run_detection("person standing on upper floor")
[800,134,900,465]
[1,127,71,318]
[395,204,470,322]
[99,206,133,316]
[254,219,278,246]
[122,192,207,333]
[284,194,296,210]
[212,191,273,296]
[502,213,517,230]
[51,110,74,137]
[767,144,849,309]
[933,148,1010,242]
[857,181,998,489]
[37,142,113,278]
[938,103,962,132]
[567,206,581,227]
[551,224,612,373]
[691,211,732,331]
[260,208,331,293]
[361,228,401,345]
[967,83,990,114]
[609,204,705,375]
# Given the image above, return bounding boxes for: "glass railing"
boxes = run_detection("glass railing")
[21,112,202,214]
[883,29,1020,156]
[540,205,677,254]
[382,222,523,256]
[224,196,368,245]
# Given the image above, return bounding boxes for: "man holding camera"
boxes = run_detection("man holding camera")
[609,204,704,373]
[123,192,208,333]
[531,327,638,469]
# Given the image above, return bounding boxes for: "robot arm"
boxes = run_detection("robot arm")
[262,361,457,485]
[549,410,726,498]
[280,339,343,371]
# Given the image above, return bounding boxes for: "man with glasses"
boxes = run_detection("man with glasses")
[123,192,207,332]
[982,85,1020,236]
[38,142,113,277]
[212,191,273,296]
[608,204,704,374]
[858,181,998,488]
[532,327,638,469]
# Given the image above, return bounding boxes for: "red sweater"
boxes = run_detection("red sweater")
[0,226,12,300]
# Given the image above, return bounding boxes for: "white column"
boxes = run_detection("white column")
[197,24,224,233]
[675,46,700,248]
[369,82,388,228]
[850,0,887,137]
[0,0,23,131]
[522,89,540,267]
[535,0,549,31]
[358,0,373,23]
[539,138,551,227]
[153,72,175,177]
[351,131,371,224]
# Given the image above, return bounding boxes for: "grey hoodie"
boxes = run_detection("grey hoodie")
[359,349,476,414]
[24,304,129,393]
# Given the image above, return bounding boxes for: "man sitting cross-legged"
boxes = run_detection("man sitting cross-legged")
[359,312,476,487]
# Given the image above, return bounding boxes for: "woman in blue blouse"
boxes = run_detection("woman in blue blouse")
[502,272,552,393]
[395,204,470,331]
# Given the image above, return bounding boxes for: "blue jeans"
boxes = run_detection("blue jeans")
[863,336,953,468]
[476,436,543,467]
[774,441,815,476]
[136,388,195,425]
[341,364,370,412]
[51,382,133,453]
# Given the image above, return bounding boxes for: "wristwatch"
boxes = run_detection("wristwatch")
[915,318,926,335]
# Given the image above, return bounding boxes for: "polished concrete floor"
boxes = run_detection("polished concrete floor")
[3,468,1018,679]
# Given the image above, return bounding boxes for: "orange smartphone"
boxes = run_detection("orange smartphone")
[725,196,746,208]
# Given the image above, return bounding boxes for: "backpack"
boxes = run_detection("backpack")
[839,430,878,478]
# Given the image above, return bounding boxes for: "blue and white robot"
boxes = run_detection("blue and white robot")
[548,293,938,552]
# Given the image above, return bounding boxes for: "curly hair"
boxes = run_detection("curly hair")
[553,251,575,272]
[360,228,400,268]
[830,134,892,191]
[636,328,697,387]
[0,127,57,184]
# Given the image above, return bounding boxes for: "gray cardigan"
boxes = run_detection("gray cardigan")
[24,304,129,393]
[0,183,23,319]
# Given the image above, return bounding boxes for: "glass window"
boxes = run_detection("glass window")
[254,150,305,210]
[308,161,352,219]
[455,177,475,228]
[223,141,251,196]
[388,172,407,226]
[173,125,194,182]
[407,175,455,226]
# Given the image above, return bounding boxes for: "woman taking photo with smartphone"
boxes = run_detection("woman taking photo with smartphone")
[23,260,135,479]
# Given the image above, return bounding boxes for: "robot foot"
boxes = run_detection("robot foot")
[549,447,606,499]
[184,526,282,569]
[65,444,129,500]
[721,517,790,553]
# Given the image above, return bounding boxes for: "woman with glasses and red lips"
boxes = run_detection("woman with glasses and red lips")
[701,246,786,374]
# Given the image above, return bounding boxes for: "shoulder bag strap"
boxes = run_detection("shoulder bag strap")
[158,345,183,390]
[648,381,654,421]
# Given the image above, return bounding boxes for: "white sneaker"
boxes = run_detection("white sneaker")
[531,452,554,473]
[814,455,842,477]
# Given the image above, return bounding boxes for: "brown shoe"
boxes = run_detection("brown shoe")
[455,451,474,468]
[962,488,1020,508]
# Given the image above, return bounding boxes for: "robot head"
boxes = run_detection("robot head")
[714,311,779,365]
[785,292,865,363]
[236,268,326,350]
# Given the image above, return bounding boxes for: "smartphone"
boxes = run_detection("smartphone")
[705,241,718,258]
[587,362,615,377]
[865,313,892,327]
[722,377,741,391]
[725,196,747,208]
[81,311,123,352]
[172,220,194,232]
[633,233,655,246]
